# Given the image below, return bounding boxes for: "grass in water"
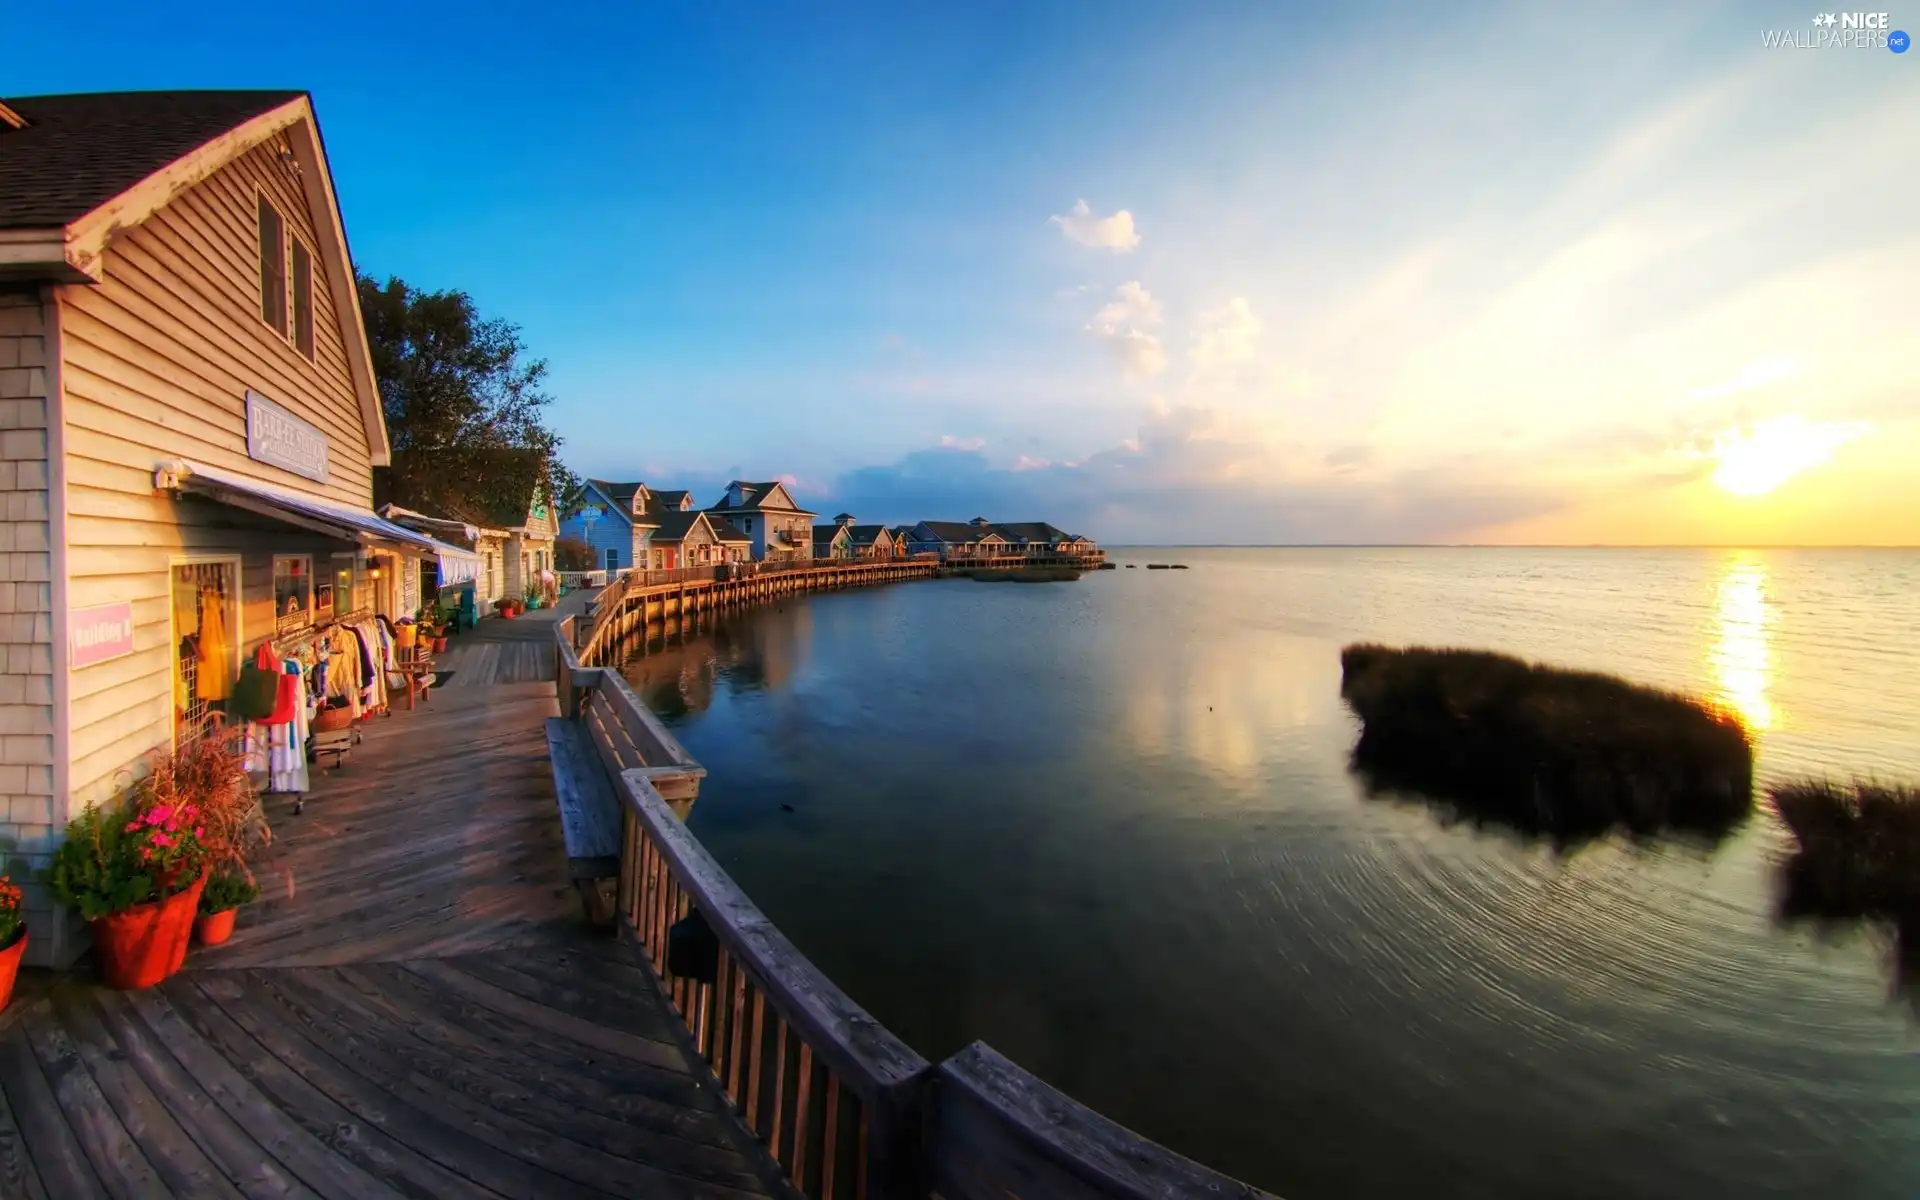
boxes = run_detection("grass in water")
[961,568,1082,583]
[1340,644,1753,843]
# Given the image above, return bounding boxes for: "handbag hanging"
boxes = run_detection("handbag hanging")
[230,644,282,721]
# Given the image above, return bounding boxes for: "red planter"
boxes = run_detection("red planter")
[194,908,237,946]
[0,930,25,1013]
[433,636,448,653]
[89,872,205,989]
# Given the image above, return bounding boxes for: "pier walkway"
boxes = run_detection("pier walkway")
[0,565,1271,1200]
[0,609,785,1199]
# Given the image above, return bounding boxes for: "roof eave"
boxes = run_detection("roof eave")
[0,229,95,283]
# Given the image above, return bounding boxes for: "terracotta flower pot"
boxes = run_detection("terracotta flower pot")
[0,930,25,1013]
[89,872,205,989]
[194,908,238,946]
[433,636,448,653]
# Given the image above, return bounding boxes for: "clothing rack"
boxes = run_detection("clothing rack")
[269,608,376,657]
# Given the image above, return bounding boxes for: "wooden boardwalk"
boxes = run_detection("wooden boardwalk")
[0,609,785,1199]
[434,608,567,688]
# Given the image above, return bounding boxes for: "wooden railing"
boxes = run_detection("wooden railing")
[551,615,1278,1200]
[620,767,929,1198]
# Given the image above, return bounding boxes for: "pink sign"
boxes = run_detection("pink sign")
[70,602,135,668]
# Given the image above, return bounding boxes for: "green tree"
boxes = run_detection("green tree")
[358,273,578,524]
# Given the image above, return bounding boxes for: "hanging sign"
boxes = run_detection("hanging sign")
[70,602,134,668]
[245,389,330,482]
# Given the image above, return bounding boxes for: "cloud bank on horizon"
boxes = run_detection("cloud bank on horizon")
[526,6,1918,546]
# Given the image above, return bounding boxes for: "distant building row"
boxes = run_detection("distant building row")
[559,479,1097,571]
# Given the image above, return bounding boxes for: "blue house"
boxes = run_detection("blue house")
[558,479,661,574]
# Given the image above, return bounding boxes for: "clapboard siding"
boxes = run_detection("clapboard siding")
[0,284,64,966]
[57,128,379,815]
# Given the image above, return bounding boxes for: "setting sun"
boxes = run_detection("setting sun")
[1712,416,1870,498]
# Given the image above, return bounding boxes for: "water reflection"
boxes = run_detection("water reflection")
[1709,554,1774,733]
[620,603,812,718]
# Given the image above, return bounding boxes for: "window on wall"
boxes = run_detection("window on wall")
[605,548,620,571]
[258,197,287,334]
[291,239,314,358]
[333,555,356,615]
[274,555,312,630]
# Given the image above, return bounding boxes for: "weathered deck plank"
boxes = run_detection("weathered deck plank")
[0,610,782,1199]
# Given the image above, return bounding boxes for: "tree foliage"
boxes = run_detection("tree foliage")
[554,535,596,572]
[358,274,578,524]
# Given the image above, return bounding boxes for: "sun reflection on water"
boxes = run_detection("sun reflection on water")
[1709,555,1775,733]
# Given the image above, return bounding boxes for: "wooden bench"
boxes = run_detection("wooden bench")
[544,717,622,924]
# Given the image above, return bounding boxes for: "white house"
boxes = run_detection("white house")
[705,480,816,562]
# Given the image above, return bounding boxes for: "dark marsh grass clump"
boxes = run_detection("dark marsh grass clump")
[963,568,1081,583]
[1340,644,1754,842]
[1773,780,1920,925]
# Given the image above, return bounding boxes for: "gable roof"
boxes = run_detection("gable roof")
[581,479,662,527]
[915,520,1006,544]
[709,517,752,543]
[845,524,893,546]
[707,480,815,516]
[650,489,692,513]
[993,522,1072,544]
[0,90,300,230]
[651,510,713,544]
[0,89,390,466]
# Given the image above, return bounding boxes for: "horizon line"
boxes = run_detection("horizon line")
[1097,543,1920,551]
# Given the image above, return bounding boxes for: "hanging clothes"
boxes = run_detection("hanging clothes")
[269,659,311,794]
[323,625,363,719]
[175,633,197,715]
[197,586,231,701]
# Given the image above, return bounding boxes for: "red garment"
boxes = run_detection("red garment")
[261,646,299,726]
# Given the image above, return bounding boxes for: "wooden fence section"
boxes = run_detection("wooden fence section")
[553,592,1277,1200]
[577,559,941,669]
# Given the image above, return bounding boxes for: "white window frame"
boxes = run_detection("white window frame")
[169,554,243,751]
[274,553,314,631]
[257,191,288,336]
[289,231,317,360]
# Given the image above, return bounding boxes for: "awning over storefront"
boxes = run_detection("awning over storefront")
[155,460,441,551]
[432,543,483,587]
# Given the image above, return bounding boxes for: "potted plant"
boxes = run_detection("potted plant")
[194,865,260,945]
[49,795,208,989]
[0,874,24,1012]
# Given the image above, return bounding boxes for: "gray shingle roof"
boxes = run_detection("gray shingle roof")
[915,521,1003,543]
[707,480,815,515]
[992,522,1071,545]
[0,90,303,229]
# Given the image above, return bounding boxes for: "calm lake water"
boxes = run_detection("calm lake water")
[617,548,1920,1200]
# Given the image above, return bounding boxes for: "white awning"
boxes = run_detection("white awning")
[433,543,483,587]
[155,460,439,550]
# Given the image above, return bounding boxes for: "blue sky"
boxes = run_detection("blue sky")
[12,1,1918,543]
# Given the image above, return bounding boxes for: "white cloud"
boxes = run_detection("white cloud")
[1689,357,1799,403]
[1108,330,1168,380]
[1190,298,1261,370]
[939,434,986,451]
[1050,199,1141,252]
[1089,280,1162,333]
[1084,281,1167,380]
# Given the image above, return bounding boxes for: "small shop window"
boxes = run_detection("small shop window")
[258,196,287,334]
[173,561,239,745]
[332,555,356,616]
[274,554,312,630]
[291,239,315,359]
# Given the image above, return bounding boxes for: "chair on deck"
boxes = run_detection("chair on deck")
[455,586,478,632]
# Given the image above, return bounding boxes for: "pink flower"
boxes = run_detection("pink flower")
[194,826,205,838]
[148,805,173,825]
[152,832,173,849]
